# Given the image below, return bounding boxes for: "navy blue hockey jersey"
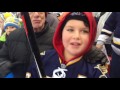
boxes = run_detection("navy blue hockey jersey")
[26,50,109,78]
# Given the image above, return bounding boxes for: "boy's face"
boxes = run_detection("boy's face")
[6,26,17,35]
[29,12,46,32]
[62,19,90,58]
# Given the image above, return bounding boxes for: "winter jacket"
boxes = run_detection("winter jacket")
[27,50,109,78]
[0,32,6,49]
[0,22,55,78]
[46,13,59,30]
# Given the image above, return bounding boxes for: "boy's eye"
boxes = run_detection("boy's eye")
[6,27,9,29]
[11,27,15,28]
[81,30,89,33]
[67,29,74,32]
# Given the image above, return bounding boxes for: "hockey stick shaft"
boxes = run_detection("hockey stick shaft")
[21,12,45,78]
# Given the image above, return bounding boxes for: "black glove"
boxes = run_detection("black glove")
[85,46,108,65]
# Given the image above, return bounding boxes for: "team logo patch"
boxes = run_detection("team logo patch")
[94,64,108,78]
[52,67,68,78]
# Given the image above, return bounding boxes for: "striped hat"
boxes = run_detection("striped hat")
[4,16,21,30]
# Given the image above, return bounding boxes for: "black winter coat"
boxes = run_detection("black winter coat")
[0,22,55,78]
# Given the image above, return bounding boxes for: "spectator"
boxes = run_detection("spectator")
[46,12,59,30]
[0,12,55,78]
[26,12,109,78]
[1,12,108,78]
[96,12,112,57]
[0,16,21,49]
[96,12,120,78]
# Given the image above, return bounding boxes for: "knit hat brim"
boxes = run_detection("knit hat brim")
[4,23,20,30]
[60,12,90,31]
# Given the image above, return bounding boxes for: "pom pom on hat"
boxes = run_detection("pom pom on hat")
[3,12,15,20]
[4,16,21,30]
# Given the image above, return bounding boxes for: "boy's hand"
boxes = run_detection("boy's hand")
[85,46,108,65]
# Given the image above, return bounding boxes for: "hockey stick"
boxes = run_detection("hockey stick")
[21,12,45,78]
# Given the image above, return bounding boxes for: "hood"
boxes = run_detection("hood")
[53,12,96,64]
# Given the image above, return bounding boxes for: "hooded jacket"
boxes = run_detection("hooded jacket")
[53,12,97,64]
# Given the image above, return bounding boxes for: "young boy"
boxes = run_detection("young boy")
[0,16,21,49]
[25,12,109,78]
[25,12,110,78]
